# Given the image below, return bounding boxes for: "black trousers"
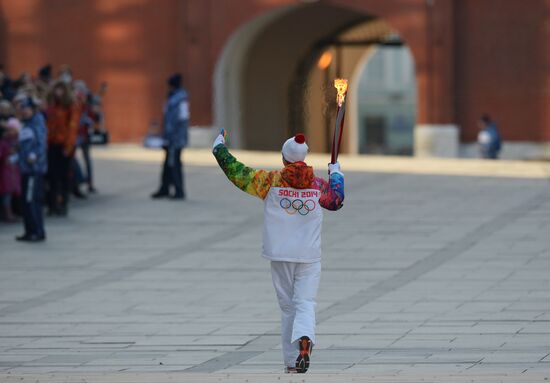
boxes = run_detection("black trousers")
[71,156,85,187]
[159,147,185,197]
[21,174,45,237]
[47,144,71,211]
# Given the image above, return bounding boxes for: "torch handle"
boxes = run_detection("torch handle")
[331,97,347,164]
[335,107,346,162]
[330,109,339,164]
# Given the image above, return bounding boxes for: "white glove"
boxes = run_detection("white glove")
[328,162,343,175]
[212,129,226,151]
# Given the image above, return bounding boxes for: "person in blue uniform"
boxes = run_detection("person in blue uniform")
[151,73,189,200]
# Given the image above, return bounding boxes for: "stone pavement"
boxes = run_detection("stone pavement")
[0,147,549,382]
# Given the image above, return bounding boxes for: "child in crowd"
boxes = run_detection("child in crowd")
[0,100,21,222]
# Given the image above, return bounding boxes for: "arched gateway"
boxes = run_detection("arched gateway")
[213,1,454,156]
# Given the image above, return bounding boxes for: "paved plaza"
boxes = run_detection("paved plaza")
[0,147,549,382]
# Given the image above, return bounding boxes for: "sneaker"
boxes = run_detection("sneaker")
[284,366,299,374]
[295,336,312,373]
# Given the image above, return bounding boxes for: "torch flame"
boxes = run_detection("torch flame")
[334,78,348,107]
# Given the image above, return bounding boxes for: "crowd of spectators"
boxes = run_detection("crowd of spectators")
[0,63,106,241]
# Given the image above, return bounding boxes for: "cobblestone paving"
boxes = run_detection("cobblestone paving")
[0,153,549,382]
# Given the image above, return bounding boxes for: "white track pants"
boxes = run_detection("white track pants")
[270,261,321,367]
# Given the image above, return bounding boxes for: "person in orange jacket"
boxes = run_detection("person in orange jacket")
[45,80,79,216]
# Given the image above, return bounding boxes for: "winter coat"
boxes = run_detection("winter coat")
[46,102,79,153]
[478,123,502,159]
[19,113,47,175]
[0,137,20,195]
[213,144,344,262]
[163,89,189,149]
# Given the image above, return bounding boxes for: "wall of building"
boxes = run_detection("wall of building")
[0,0,548,148]
[0,0,187,141]
[454,0,550,142]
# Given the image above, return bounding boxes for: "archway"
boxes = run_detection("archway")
[214,2,417,155]
[300,19,416,155]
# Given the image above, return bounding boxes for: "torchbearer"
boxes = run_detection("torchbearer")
[212,126,345,373]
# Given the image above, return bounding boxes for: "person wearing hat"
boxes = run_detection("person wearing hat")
[151,73,189,200]
[15,97,47,242]
[212,131,344,373]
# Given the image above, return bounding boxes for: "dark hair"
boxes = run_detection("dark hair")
[47,80,75,108]
[167,73,183,88]
[481,114,492,124]
[38,64,52,79]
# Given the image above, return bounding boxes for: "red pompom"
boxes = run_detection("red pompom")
[294,133,306,144]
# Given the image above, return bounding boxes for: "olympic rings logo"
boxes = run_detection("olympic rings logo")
[279,198,316,216]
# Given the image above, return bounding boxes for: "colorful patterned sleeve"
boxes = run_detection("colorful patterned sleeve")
[313,172,345,211]
[213,144,275,200]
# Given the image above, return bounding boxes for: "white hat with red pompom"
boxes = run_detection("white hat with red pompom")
[282,133,309,163]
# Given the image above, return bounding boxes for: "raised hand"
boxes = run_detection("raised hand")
[212,128,227,150]
[328,162,342,175]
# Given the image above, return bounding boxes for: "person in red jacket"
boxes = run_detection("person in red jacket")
[45,80,79,216]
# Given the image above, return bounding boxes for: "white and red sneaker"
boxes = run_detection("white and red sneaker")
[295,336,313,373]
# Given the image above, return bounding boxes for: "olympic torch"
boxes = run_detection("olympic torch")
[331,78,348,164]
